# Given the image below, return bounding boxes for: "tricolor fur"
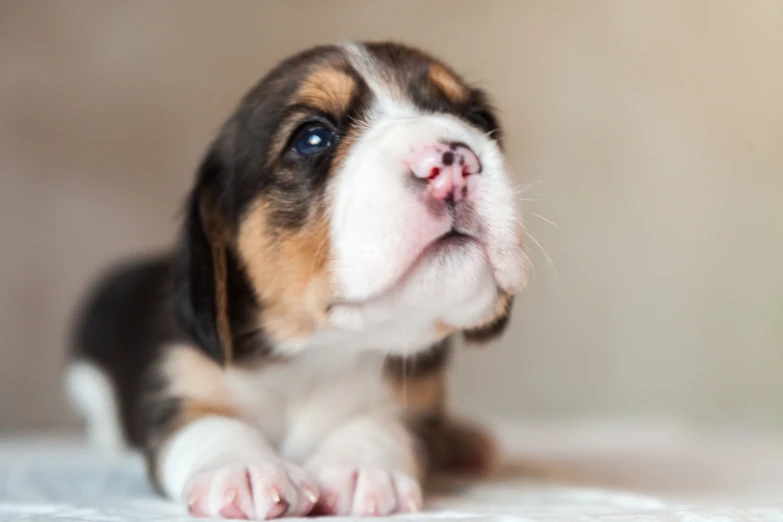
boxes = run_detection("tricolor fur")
[67,42,528,519]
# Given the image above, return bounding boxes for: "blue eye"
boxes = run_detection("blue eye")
[292,124,335,155]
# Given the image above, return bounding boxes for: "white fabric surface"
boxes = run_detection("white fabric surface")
[2,420,783,522]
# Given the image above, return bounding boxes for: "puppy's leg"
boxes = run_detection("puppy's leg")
[149,348,318,520]
[385,342,500,477]
[305,410,423,516]
[153,411,319,520]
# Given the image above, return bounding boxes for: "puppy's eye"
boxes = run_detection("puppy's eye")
[292,124,336,155]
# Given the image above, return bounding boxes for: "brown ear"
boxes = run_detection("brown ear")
[173,147,234,364]
[462,296,514,345]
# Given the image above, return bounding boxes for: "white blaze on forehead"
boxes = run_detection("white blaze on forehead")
[340,42,418,120]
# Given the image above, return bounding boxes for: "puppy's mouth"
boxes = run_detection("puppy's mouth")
[433,228,473,246]
[340,228,484,307]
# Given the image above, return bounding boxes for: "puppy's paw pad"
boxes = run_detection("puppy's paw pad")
[184,461,318,520]
[310,466,421,516]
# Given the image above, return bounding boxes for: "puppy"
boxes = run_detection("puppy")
[66,41,527,519]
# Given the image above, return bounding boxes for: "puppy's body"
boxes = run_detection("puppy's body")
[68,42,526,519]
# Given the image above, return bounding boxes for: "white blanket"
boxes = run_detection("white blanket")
[2,420,782,522]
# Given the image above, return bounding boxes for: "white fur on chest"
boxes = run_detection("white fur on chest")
[223,348,396,464]
[223,242,497,464]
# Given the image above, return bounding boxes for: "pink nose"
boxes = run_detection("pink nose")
[408,142,481,204]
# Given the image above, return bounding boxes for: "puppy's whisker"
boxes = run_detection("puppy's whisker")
[529,212,559,229]
[524,229,558,280]
[521,248,534,276]
[526,192,561,207]
[518,178,553,194]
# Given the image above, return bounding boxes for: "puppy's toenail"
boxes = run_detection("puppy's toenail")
[304,488,318,504]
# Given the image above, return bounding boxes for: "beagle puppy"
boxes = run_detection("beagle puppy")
[67,41,527,519]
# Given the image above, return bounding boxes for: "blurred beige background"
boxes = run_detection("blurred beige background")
[1,1,781,432]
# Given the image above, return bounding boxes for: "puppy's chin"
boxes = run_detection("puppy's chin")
[327,238,501,350]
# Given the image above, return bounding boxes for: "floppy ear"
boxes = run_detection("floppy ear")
[173,147,234,365]
[462,296,514,345]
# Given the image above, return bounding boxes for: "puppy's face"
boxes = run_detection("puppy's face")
[178,42,527,363]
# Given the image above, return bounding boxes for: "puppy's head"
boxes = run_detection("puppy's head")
[175,42,528,364]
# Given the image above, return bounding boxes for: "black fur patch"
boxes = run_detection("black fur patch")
[364,42,503,146]
[71,254,183,446]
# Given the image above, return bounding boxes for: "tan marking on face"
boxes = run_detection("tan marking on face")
[429,63,469,104]
[387,371,445,416]
[238,200,333,343]
[265,66,356,166]
[292,66,356,115]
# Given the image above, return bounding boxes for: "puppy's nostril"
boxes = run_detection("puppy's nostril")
[408,143,480,203]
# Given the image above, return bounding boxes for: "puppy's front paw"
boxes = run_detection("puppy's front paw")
[184,460,319,520]
[309,465,422,516]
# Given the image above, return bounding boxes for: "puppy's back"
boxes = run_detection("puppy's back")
[67,254,180,448]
